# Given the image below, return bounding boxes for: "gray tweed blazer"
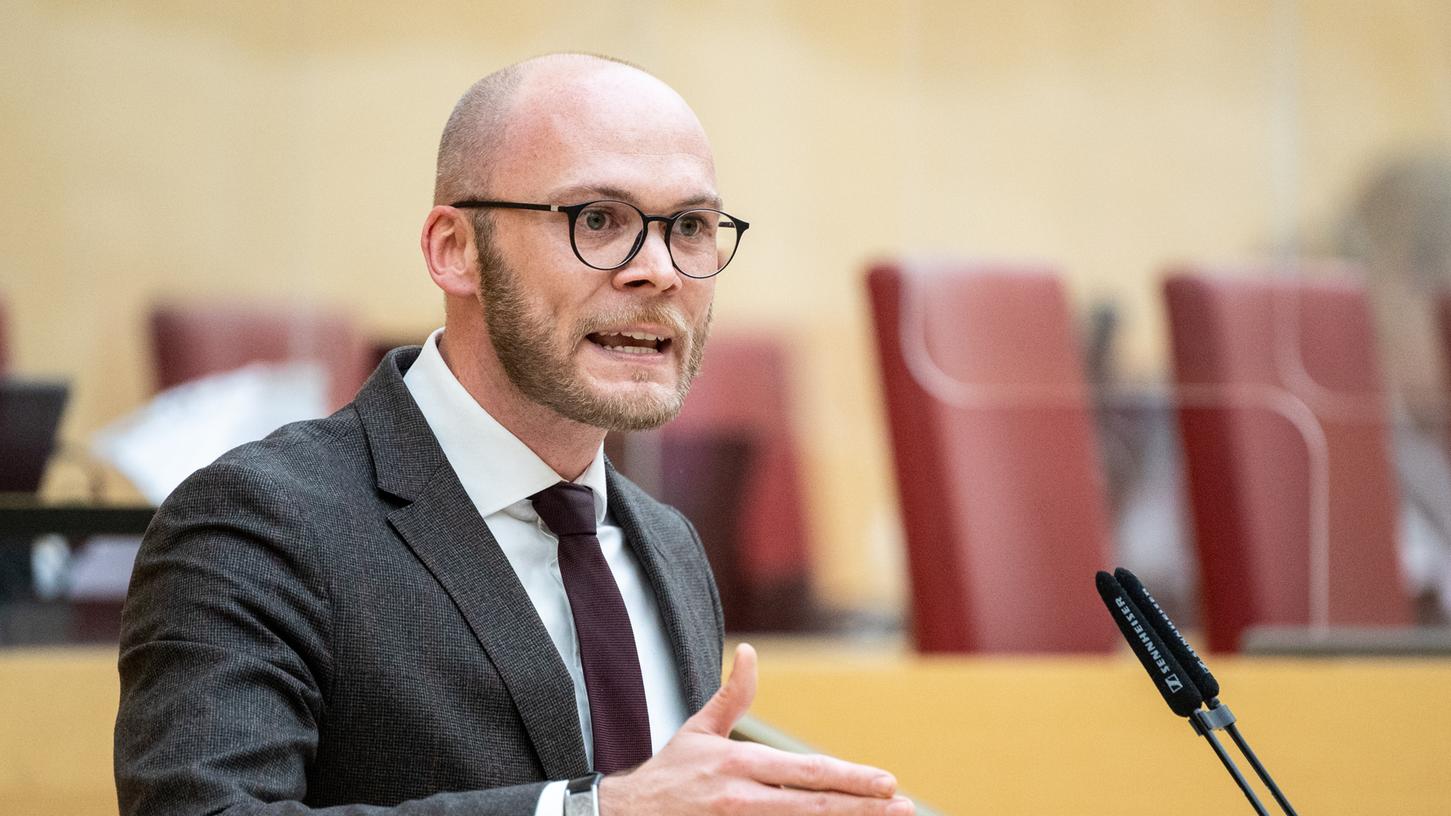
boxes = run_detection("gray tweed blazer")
[115,346,725,815]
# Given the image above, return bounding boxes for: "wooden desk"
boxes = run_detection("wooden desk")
[741,642,1451,815]
[1,648,120,815]
[0,498,154,539]
[4,644,1449,815]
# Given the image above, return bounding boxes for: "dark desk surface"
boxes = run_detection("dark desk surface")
[0,497,155,538]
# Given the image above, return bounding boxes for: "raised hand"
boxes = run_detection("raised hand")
[598,643,915,816]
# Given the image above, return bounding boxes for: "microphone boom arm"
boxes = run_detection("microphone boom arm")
[1189,704,1270,816]
[1191,703,1300,816]
[1098,568,1301,816]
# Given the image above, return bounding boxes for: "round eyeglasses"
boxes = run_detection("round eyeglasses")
[450,198,749,279]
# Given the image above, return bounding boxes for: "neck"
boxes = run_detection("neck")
[437,328,604,481]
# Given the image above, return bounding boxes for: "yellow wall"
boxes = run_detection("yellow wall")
[4,1,1450,608]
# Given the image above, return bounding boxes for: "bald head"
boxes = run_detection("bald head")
[418,54,724,458]
[433,54,685,206]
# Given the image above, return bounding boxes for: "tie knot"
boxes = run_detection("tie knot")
[530,481,597,538]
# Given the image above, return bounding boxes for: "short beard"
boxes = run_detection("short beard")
[476,236,710,432]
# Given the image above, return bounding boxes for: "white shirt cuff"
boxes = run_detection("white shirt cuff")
[534,779,568,816]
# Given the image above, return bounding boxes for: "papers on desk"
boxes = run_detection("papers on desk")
[65,535,142,601]
[92,361,328,504]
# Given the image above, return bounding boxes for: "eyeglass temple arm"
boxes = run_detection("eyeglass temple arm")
[448,200,560,212]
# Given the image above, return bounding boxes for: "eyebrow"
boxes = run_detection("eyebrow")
[549,184,724,212]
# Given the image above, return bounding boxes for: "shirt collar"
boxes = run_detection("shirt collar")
[402,328,608,525]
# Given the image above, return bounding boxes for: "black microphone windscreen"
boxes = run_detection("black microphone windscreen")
[1114,567,1220,700]
[1095,571,1204,717]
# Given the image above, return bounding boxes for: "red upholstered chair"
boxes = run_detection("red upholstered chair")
[1437,291,1451,411]
[1433,291,1451,466]
[607,333,817,632]
[1164,269,1412,652]
[651,431,758,631]
[866,262,1117,653]
[149,302,374,412]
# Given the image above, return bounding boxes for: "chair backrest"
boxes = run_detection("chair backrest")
[651,431,758,631]
[1164,269,1411,652]
[608,332,817,632]
[1437,290,1451,421]
[867,261,1116,653]
[0,379,68,493]
[1432,291,1451,469]
[149,302,374,412]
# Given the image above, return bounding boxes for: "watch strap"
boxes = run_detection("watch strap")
[564,772,604,816]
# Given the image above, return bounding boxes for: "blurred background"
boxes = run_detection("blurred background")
[4,1,1451,813]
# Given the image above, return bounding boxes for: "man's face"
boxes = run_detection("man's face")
[477,223,711,431]
[472,65,720,431]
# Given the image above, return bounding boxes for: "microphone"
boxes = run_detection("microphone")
[1113,567,1219,700]
[1094,571,1203,716]
[1095,568,1299,816]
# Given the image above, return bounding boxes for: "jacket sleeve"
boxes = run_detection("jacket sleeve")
[114,460,546,816]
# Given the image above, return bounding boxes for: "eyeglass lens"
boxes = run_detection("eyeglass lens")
[572,201,741,277]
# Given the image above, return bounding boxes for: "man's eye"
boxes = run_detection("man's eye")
[676,215,708,238]
[582,210,611,231]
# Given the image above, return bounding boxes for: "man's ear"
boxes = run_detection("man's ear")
[420,205,480,298]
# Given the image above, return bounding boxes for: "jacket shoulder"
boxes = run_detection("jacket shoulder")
[166,406,374,511]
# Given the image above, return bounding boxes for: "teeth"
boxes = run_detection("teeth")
[588,330,668,354]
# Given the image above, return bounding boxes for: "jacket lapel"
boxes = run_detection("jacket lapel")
[607,466,717,714]
[356,348,589,780]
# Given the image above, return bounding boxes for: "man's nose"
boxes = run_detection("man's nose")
[612,222,682,292]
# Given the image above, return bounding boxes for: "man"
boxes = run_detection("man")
[116,54,914,816]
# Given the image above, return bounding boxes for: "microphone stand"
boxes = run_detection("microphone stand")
[1223,716,1299,814]
[1189,703,1268,815]
[1189,700,1299,816]
[1097,568,1300,815]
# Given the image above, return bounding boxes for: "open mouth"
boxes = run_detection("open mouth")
[586,330,672,356]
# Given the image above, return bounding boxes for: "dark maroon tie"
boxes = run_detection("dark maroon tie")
[530,481,652,773]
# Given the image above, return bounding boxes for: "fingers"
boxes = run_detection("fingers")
[727,787,915,816]
[738,742,899,799]
[634,643,913,815]
[684,642,757,737]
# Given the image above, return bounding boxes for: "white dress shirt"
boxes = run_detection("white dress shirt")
[403,329,688,815]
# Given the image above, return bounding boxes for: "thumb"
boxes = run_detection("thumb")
[683,642,757,737]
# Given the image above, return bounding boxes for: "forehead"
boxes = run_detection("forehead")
[490,63,718,207]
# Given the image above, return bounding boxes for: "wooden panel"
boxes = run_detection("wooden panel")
[740,642,1451,815]
[6,644,1451,814]
[0,648,119,816]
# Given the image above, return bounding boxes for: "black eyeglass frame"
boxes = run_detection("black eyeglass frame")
[449,198,750,279]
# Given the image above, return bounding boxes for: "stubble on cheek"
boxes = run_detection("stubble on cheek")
[477,241,713,431]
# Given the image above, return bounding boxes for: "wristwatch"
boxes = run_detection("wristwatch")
[564,772,604,816]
